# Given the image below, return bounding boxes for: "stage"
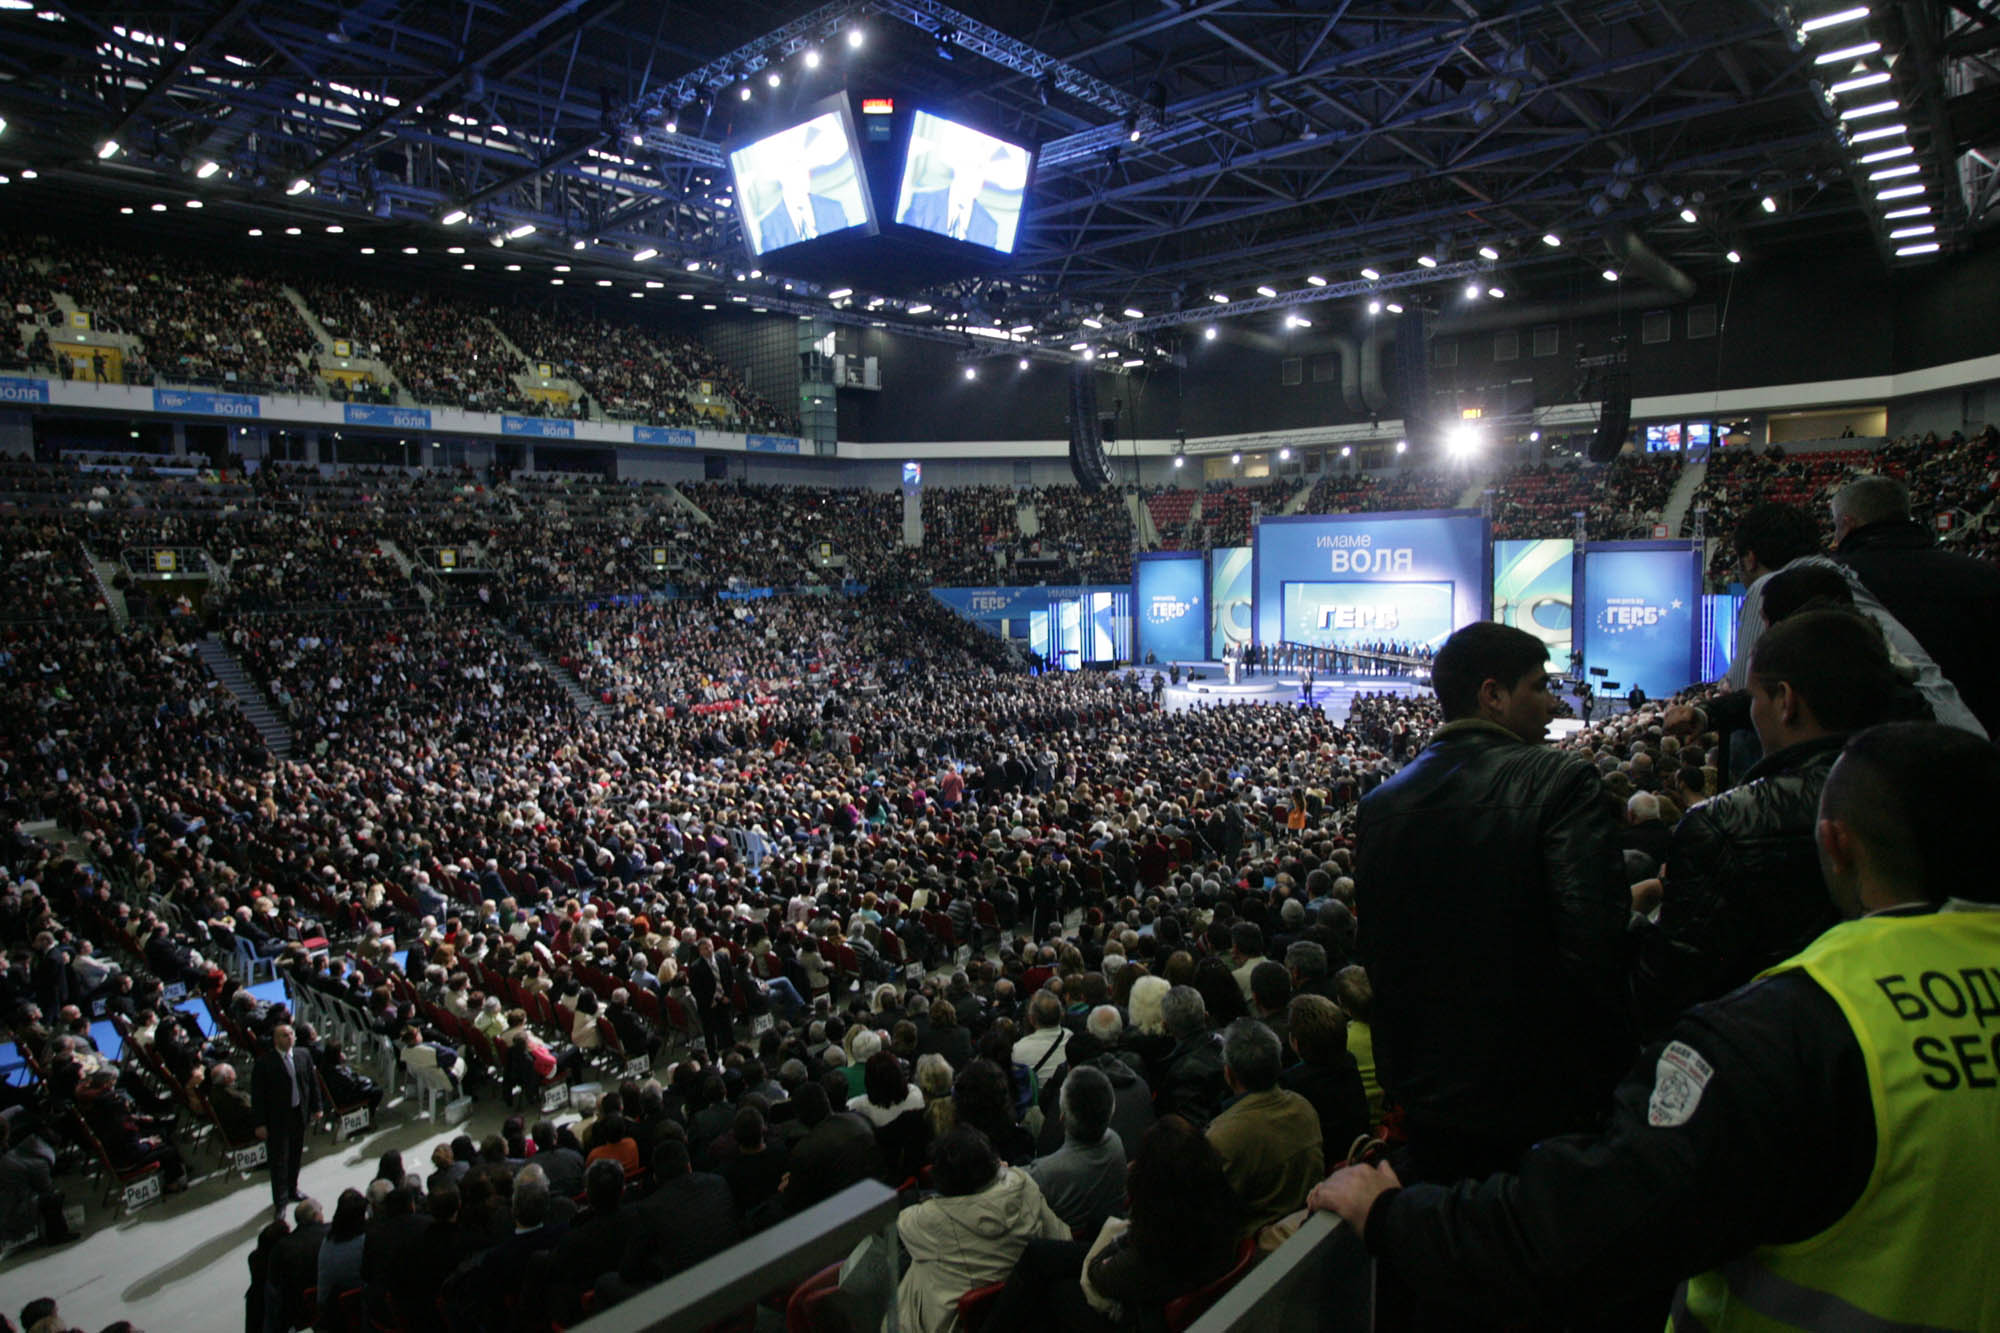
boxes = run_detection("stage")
[1149,660,1430,722]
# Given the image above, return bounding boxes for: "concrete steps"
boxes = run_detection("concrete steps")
[196,634,293,759]
[1664,458,1708,537]
[501,628,612,722]
[85,553,130,628]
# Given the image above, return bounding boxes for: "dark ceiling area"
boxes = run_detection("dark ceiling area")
[0,0,1990,360]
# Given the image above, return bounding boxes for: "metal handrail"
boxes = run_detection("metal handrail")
[571,1178,902,1333]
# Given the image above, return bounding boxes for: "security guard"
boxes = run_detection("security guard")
[1312,721,2000,1331]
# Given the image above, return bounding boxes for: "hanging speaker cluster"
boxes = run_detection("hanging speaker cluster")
[1588,337,1633,462]
[1068,364,1115,490]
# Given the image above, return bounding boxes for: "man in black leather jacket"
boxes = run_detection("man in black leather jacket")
[1831,474,2000,738]
[1356,623,1631,1184]
[1631,608,1907,1037]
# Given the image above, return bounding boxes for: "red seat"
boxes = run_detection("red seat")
[955,1280,1008,1333]
[785,1261,846,1333]
[1163,1236,1259,1332]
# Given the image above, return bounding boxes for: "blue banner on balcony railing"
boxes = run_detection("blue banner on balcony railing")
[153,388,260,418]
[502,415,576,438]
[344,403,433,430]
[634,426,698,448]
[0,377,50,405]
[746,434,801,454]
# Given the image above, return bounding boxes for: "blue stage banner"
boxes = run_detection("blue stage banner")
[1253,510,1488,651]
[932,585,1124,623]
[503,415,575,438]
[1209,546,1252,659]
[1493,538,1575,662]
[0,377,50,405]
[1133,553,1206,664]
[746,434,801,454]
[1579,542,1703,697]
[343,403,433,430]
[153,387,259,418]
[634,426,697,448]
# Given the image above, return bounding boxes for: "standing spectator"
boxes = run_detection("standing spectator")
[1630,610,1908,1035]
[252,1023,321,1214]
[1831,474,2000,736]
[1356,623,1631,1186]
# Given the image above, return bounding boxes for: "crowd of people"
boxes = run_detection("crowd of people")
[0,435,1995,1331]
[1485,453,1681,543]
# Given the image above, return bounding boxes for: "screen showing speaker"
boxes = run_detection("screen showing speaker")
[729,106,876,257]
[893,111,1033,253]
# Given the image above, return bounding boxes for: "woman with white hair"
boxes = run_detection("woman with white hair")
[1123,973,1176,1083]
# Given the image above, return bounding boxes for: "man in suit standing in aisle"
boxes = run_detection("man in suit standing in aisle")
[253,1022,321,1216]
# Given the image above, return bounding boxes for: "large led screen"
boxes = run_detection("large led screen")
[1134,554,1206,665]
[1493,538,1575,662]
[893,111,1032,253]
[730,108,875,256]
[1579,543,1703,697]
[1281,582,1455,649]
[1253,511,1488,653]
[1210,546,1252,659]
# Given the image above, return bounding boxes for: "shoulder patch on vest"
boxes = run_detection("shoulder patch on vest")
[1648,1041,1715,1128]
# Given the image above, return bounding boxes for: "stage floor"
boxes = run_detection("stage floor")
[1150,660,1429,722]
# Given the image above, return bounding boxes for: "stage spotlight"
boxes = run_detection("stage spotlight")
[1528,430,1541,442]
[1173,454,1185,469]
[766,71,781,88]
[1231,452,1242,465]
[963,365,976,380]
[804,48,821,69]
[1018,358,1030,371]
[1367,300,1381,315]
[1278,447,1292,461]
[847,26,864,49]
[738,84,752,101]
[1726,249,1743,264]
[1395,440,1408,454]
[1203,327,1217,340]
[1446,423,1482,458]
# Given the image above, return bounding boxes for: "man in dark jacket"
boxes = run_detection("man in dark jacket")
[622,1138,740,1281]
[268,1198,328,1332]
[1630,609,1906,1036]
[1280,994,1371,1165]
[1831,474,2000,737]
[1154,985,1227,1128]
[779,1084,881,1213]
[1356,622,1632,1185]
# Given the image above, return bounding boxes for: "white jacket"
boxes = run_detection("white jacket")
[893,1166,1069,1333]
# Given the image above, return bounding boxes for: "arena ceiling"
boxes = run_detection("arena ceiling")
[0,0,1990,353]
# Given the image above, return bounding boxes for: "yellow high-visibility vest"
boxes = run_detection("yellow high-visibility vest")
[1671,909,2000,1332]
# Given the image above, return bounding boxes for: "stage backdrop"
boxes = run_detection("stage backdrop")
[1210,546,1252,659]
[1254,510,1489,652]
[1493,538,1575,664]
[1133,553,1207,664]
[1578,542,1704,697]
